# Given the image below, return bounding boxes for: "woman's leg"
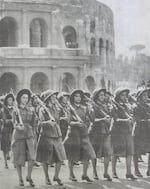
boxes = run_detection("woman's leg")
[3,151,8,168]
[82,160,89,177]
[42,163,49,180]
[133,154,141,174]
[54,162,61,179]
[112,155,117,174]
[92,158,98,178]
[126,155,132,175]
[104,156,111,175]
[16,164,24,186]
[27,160,34,179]
[68,160,75,177]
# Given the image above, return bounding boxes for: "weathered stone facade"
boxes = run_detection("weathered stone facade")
[0,0,115,95]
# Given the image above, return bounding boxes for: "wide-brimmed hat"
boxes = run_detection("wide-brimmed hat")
[70,89,84,104]
[40,89,58,103]
[16,89,31,104]
[57,92,70,101]
[4,93,15,106]
[114,88,130,102]
[136,88,149,100]
[92,88,106,102]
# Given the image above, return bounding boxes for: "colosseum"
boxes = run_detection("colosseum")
[0,0,115,95]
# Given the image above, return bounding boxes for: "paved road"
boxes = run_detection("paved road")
[0,154,150,189]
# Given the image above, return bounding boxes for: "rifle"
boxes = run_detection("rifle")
[30,91,55,122]
[10,88,24,127]
[67,101,83,123]
[84,95,114,133]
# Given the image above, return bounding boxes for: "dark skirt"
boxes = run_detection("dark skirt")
[134,125,150,155]
[111,132,134,157]
[1,132,12,152]
[64,133,96,161]
[36,136,66,164]
[90,132,112,158]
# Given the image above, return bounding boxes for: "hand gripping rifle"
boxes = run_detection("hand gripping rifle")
[129,95,150,136]
[83,95,114,132]
[30,91,55,122]
[67,101,83,123]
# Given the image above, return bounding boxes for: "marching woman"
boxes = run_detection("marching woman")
[1,93,14,169]
[111,88,136,180]
[64,90,96,183]
[133,89,150,177]
[89,89,113,181]
[36,90,66,186]
[11,89,36,187]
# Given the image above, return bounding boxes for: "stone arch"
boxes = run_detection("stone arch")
[90,37,96,55]
[85,76,96,92]
[30,18,48,47]
[0,17,18,47]
[30,72,49,93]
[90,19,96,33]
[0,72,18,95]
[61,72,76,92]
[62,26,78,48]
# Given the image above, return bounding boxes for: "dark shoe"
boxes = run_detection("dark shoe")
[69,175,77,182]
[45,177,52,185]
[19,179,24,187]
[104,174,112,181]
[51,164,55,167]
[146,170,150,176]
[53,177,63,186]
[93,174,99,180]
[126,174,137,181]
[135,170,143,177]
[112,172,119,179]
[5,164,8,169]
[34,162,40,167]
[7,155,10,160]
[82,175,93,183]
[26,177,35,187]
[74,161,80,167]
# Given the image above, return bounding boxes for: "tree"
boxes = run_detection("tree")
[129,44,145,55]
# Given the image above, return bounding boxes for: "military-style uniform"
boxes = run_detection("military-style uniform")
[64,103,96,161]
[111,102,134,156]
[90,101,112,158]
[133,102,150,154]
[12,105,36,166]
[36,104,66,164]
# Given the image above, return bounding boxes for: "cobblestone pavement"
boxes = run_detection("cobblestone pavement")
[0,153,150,189]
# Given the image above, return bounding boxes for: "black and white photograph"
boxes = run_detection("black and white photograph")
[0,0,150,189]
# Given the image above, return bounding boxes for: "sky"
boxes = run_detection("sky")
[98,0,150,57]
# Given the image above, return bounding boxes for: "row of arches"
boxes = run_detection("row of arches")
[0,17,78,48]
[90,38,113,55]
[90,38,113,65]
[0,72,111,95]
[0,16,114,55]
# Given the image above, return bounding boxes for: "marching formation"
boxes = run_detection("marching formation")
[0,87,150,187]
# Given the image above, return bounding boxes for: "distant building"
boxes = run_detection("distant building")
[0,0,115,95]
[115,52,150,91]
